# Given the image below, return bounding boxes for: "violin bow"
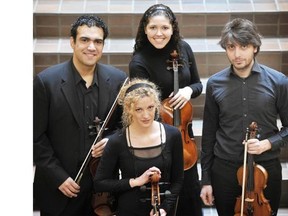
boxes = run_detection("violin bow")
[240,127,249,216]
[74,77,129,184]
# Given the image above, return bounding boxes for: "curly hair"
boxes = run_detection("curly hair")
[118,78,161,128]
[133,4,182,54]
[70,15,109,42]
[218,18,262,56]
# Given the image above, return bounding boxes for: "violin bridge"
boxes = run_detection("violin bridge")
[245,197,255,202]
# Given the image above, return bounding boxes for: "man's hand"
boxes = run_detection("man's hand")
[91,138,108,158]
[246,138,271,155]
[58,177,80,198]
[200,185,214,206]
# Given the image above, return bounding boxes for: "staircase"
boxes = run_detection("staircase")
[33,0,288,213]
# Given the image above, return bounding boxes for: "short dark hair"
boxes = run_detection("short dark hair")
[219,18,262,56]
[70,15,109,42]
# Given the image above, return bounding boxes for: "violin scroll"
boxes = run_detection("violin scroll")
[166,50,182,72]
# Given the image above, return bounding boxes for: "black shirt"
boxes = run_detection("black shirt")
[72,62,99,161]
[201,60,288,185]
[129,40,202,99]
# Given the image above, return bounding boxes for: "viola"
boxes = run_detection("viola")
[150,172,161,216]
[234,122,272,216]
[160,50,198,170]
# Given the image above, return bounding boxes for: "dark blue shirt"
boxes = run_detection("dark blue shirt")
[201,60,288,185]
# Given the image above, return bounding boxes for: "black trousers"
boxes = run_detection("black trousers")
[39,168,94,216]
[176,164,203,216]
[212,157,282,216]
[40,192,94,216]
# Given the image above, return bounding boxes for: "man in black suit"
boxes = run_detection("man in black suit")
[33,15,127,216]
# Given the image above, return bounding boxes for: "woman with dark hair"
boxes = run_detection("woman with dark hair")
[129,4,203,216]
[94,78,184,216]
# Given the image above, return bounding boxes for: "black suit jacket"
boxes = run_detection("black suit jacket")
[33,60,127,215]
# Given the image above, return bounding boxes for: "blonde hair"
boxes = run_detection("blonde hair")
[118,78,161,128]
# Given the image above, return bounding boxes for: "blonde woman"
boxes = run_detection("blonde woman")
[94,79,184,216]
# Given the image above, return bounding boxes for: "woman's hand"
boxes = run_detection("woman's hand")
[150,208,167,216]
[168,87,192,109]
[129,166,161,188]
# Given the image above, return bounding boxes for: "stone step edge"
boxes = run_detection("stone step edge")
[33,37,288,54]
[33,3,288,15]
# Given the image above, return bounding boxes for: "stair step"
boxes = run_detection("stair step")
[33,38,288,54]
[33,11,288,38]
[33,37,288,78]
[33,0,288,39]
[33,0,288,13]
[33,0,288,38]
[33,0,288,14]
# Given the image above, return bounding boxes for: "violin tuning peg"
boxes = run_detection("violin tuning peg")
[89,132,97,136]
[140,198,149,203]
[93,117,101,124]
[164,190,171,196]
[140,185,147,192]
[88,125,95,129]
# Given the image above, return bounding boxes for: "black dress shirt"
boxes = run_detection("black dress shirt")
[201,60,288,185]
[72,63,99,162]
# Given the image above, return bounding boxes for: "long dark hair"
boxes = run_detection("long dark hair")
[133,4,182,55]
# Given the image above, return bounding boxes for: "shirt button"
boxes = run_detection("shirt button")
[243,98,246,101]
[244,114,247,117]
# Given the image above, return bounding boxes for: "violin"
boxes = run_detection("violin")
[160,50,198,170]
[140,175,173,215]
[89,117,115,216]
[234,122,272,216]
[150,172,161,216]
[88,116,102,177]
